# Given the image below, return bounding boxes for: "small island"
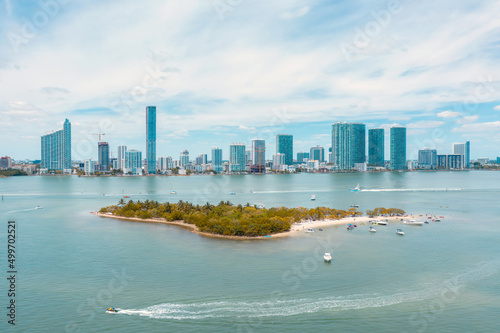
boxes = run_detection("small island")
[94,200,406,239]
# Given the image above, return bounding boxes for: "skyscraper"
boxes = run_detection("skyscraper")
[117,145,127,171]
[146,106,156,174]
[229,143,246,172]
[452,141,470,169]
[310,146,325,162]
[98,142,109,171]
[180,150,190,168]
[331,122,365,170]
[368,128,384,166]
[390,126,406,170]
[252,139,266,173]
[296,152,310,164]
[41,119,71,171]
[125,149,142,175]
[418,148,437,169]
[211,147,223,173]
[276,134,293,165]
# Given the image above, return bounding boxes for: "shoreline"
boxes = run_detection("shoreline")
[92,212,426,240]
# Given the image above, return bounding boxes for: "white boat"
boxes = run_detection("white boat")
[305,228,315,233]
[311,195,316,201]
[323,253,332,262]
[170,190,177,194]
[369,227,376,233]
[370,219,387,225]
[35,206,43,209]
[396,229,405,235]
[403,219,424,225]
[351,204,359,208]
[349,183,361,192]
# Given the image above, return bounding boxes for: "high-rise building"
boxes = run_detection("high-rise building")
[368,128,384,166]
[297,152,310,164]
[452,141,470,169]
[252,139,266,173]
[0,156,13,169]
[84,159,94,174]
[273,153,285,170]
[180,150,190,168]
[41,119,71,171]
[211,147,223,173]
[418,148,437,169]
[146,106,156,174]
[195,153,208,165]
[117,145,127,171]
[158,156,173,171]
[390,126,406,170]
[98,142,109,171]
[276,134,293,165]
[310,146,325,162]
[125,149,142,175]
[331,122,365,170]
[229,143,246,172]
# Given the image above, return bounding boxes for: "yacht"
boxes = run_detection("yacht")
[403,219,424,225]
[323,253,332,262]
[396,229,405,235]
[349,183,361,192]
[370,219,387,225]
[369,227,376,233]
[350,204,359,208]
[311,195,316,201]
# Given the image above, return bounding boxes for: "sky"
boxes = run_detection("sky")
[1,0,500,162]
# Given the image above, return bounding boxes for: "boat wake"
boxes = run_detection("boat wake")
[117,261,499,320]
[361,188,463,192]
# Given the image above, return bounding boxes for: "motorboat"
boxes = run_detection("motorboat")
[170,190,177,194]
[305,228,315,233]
[323,253,332,262]
[403,219,424,225]
[106,307,119,313]
[396,229,405,235]
[370,220,387,225]
[350,204,359,208]
[433,219,441,222]
[311,195,316,201]
[318,228,323,231]
[349,183,361,192]
[369,227,376,233]
[123,196,130,198]
[35,206,43,209]
[229,192,236,195]
[347,224,354,230]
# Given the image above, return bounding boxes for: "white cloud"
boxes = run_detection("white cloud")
[494,105,500,111]
[407,121,445,129]
[457,115,479,124]
[437,111,461,118]
[453,121,500,132]
[281,6,310,19]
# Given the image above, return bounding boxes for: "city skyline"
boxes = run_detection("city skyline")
[1,1,500,160]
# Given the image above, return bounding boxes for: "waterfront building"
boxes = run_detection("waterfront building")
[437,154,447,168]
[368,128,384,166]
[251,139,266,173]
[230,143,246,172]
[447,154,463,169]
[276,134,293,165]
[84,159,94,174]
[418,148,437,169]
[297,152,309,164]
[452,141,470,169]
[390,126,406,170]
[211,147,223,173]
[146,106,156,174]
[41,119,71,171]
[331,122,365,170]
[273,153,286,170]
[477,157,489,165]
[195,153,208,165]
[310,146,325,162]
[158,156,173,172]
[180,150,190,168]
[125,149,142,175]
[0,156,13,169]
[98,142,109,171]
[117,145,127,171]
[110,158,117,170]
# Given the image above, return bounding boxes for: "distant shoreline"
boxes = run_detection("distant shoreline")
[92,212,423,240]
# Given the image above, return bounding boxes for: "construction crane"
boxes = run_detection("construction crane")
[93,131,106,142]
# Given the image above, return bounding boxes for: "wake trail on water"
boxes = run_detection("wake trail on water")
[361,188,464,192]
[117,261,500,320]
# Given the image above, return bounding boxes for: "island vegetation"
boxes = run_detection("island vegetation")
[365,207,406,217]
[0,169,27,177]
[98,199,376,237]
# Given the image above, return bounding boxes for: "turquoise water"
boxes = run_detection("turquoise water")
[1,171,500,332]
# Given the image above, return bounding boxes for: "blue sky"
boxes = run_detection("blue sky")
[1,0,500,161]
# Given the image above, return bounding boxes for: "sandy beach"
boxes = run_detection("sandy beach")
[92,212,430,240]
